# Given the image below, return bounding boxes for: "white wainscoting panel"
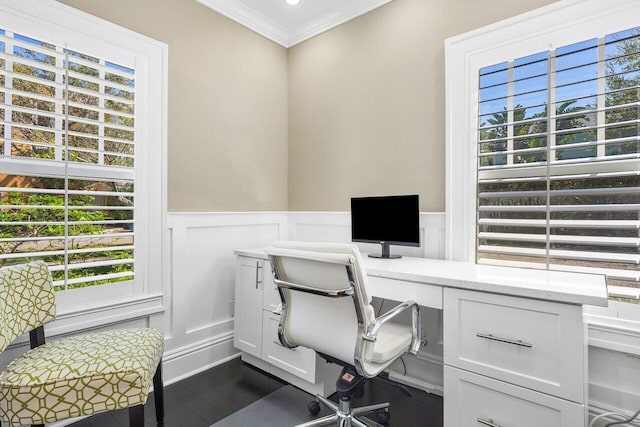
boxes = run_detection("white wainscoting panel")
[165,212,288,382]
[162,211,445,384]
[288,212,446,259]
[589,345,640,417]
[584,301,640,421]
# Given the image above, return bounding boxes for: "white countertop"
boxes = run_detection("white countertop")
[234,248,608,307]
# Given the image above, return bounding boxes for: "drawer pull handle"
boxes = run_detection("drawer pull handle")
[255,261,262,289]
[477,418,500,427]
[476,333,533,348]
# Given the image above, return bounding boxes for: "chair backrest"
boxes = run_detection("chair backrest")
[265,241,376,372]
[0,261,56,353]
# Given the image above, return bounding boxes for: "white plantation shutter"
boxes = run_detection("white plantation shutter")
[0,29,136,290]
[477,26,640,295]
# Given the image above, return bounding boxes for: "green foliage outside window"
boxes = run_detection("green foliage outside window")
[0,188,133,290]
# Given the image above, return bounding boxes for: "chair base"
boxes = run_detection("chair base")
[296,394,389,427]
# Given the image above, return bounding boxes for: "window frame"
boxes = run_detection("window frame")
[445,0,640,270]
[0,0,167,316]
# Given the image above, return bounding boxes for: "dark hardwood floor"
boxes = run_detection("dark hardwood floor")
[71,357,442,427]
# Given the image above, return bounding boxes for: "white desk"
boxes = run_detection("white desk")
[233,248,608,427]
[235,248,608,307]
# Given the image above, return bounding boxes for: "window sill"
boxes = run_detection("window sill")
[50,292,165,336]
[606,286,640,300]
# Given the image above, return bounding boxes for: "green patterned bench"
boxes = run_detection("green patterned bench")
[0,261,164,427]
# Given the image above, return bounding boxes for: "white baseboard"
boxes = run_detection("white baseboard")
[163,331,239,385]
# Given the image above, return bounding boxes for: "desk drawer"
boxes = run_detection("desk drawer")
[262,311,316,383]
[444,288,585,402]
[444,366,584,427]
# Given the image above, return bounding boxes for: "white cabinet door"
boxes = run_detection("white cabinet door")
[444,366,585,427]
[234,256,264,358]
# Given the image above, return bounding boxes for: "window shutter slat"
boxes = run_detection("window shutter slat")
[478,232,639,246]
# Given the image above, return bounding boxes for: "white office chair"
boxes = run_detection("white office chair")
[265,241,421,427]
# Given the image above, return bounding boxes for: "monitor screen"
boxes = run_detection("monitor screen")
[351,195,420,247]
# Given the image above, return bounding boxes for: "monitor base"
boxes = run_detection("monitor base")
[368,242,402,259]
[368,253,402,259]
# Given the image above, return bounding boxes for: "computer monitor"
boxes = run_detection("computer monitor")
[351,194,420,259]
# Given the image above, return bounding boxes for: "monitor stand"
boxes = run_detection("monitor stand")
[368,242,402,259]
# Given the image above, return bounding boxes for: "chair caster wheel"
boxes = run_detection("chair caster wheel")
[376,408,390,424]
[308,400,321,416]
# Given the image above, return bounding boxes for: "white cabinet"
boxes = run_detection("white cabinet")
[233,257,265,358]
[234,255,340,396]
[443,288,587,426]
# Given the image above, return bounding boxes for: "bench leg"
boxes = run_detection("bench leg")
[153,359,164,423]
[129,404,144,427]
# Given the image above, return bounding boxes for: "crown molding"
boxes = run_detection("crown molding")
[196,0,289,46]
[288,0,393,47]
[196,0,393,48]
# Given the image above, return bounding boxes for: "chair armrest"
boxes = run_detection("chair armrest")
[363,301,422,356]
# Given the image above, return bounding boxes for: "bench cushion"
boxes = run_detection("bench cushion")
[0,327,163,426]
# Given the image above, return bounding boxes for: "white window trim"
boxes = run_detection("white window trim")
[0,0,168,318]
[445,0,640,263]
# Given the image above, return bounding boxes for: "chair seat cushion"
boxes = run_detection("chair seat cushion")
[0,327,163,426]
[366,321,412,364]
